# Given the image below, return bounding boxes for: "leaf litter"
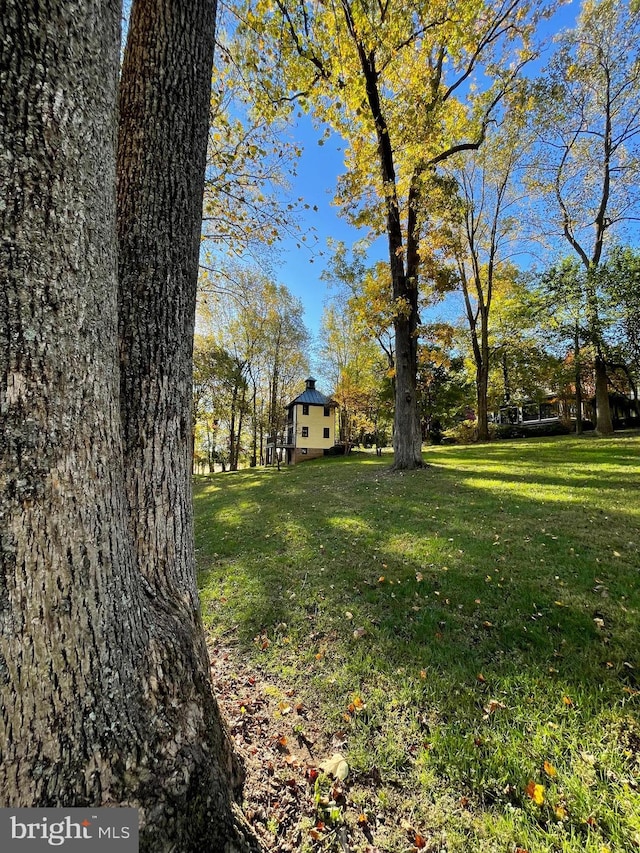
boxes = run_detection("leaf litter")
[209,641,434,852]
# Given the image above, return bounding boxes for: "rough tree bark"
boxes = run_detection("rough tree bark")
[1,2,261,850]
[117,1,260,849]
[1,0,147,808]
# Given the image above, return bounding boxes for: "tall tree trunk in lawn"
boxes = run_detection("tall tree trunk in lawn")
[593,353,613,435]
[351,35,422,470]
[574,325,584,435]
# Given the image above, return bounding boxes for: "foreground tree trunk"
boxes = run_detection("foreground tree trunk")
[2,2,260,850]
[1,0,147,807]
[117,1,260,849]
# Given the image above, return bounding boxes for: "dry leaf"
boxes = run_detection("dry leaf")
[483,699,506,716]
[348,695,366,713]
[543,760,557,777]
[525,780,545,805]
[321,752,349,780]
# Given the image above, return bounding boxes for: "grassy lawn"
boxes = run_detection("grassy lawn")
[195,433,640,853]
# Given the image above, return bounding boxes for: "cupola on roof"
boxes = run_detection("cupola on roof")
[287,377,336,408]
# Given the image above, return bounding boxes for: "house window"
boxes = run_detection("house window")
[302,426,309,438]
[324,406,330,416]
[302,404,309,415]
[300,448,308,455]
[323,428,330,439]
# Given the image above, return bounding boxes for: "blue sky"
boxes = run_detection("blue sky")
[273,120,385,341]
[268,1,580,343]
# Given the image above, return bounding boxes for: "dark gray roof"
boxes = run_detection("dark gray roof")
[288,388,335,407]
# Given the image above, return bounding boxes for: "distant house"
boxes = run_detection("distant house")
[266,377,339,465]
[492,391,639,432]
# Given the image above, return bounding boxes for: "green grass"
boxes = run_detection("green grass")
[194,433,640,852]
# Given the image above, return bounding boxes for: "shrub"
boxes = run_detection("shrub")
[494,420,572,439]
[441,419,478,444]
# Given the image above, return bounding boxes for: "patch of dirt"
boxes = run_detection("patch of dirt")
[209,641,413,853]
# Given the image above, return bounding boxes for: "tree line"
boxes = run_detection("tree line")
[226,0,640,456]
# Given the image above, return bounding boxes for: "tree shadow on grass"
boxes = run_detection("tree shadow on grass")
[194,438,640,844]
[194,442,639,685]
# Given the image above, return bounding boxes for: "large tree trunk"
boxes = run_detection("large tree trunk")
[350,38,422,470]
[117,1,259,849]
[574,326,584,435]
[476,316,490,441]
[393,312,423,466]
[2,2,260,850]
[594,353,613,435]
[1,0,147,807]
[585,271,613,435]
[476,365,490,442]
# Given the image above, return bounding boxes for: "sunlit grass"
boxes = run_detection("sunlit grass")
[194,433,640,852]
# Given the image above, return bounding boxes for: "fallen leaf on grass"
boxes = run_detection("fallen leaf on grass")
[321,753,349,780]
[543,760,557,777]
[483,699,506,717]
[353,627,367,640]
[348,695,366,714]
[525,780,545,805]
